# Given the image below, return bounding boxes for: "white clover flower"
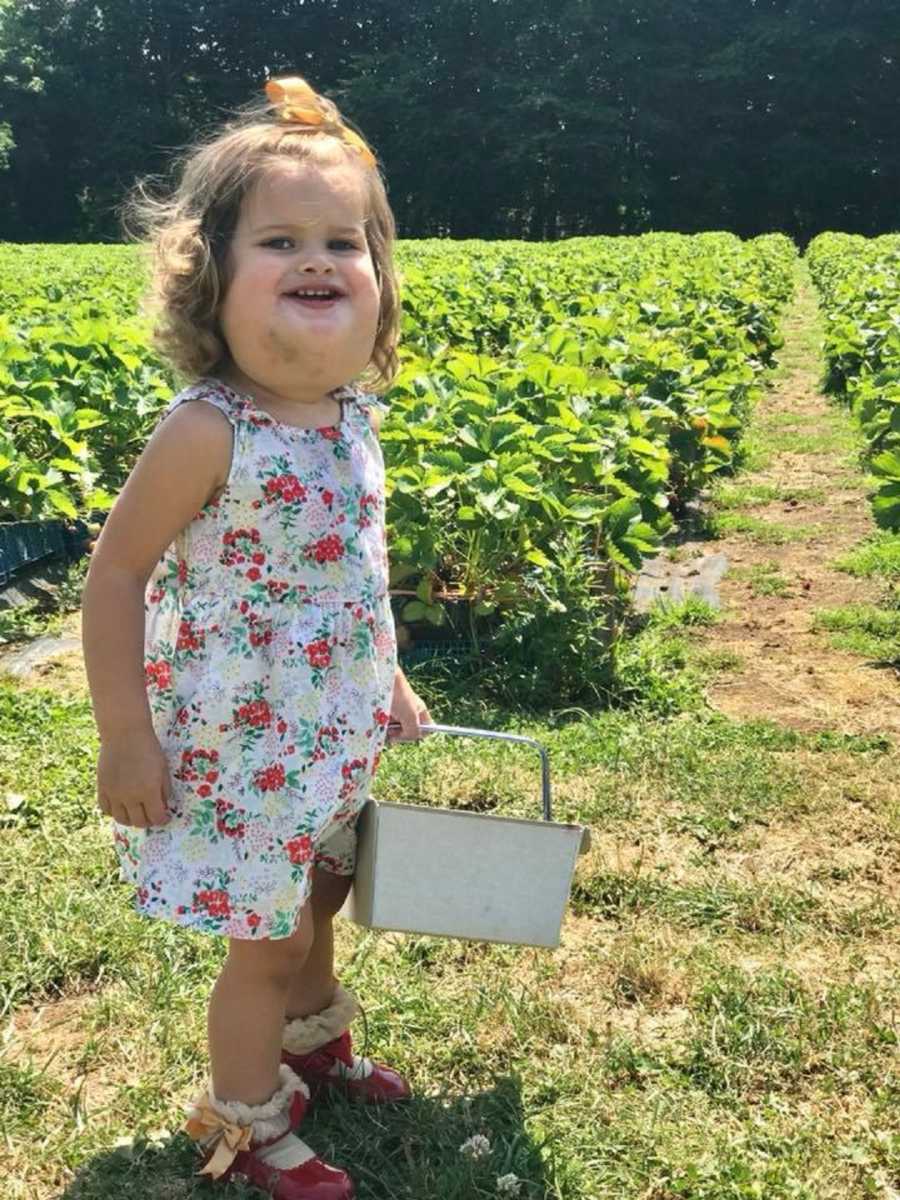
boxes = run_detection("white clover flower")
[459,1134,492,1160]
[497,1173,522,1196]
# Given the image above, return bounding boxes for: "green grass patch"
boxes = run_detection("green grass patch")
[708,513,821,544]
[645,597,721,630]
[729,560,793,597]
[835,532,900,581]
[689,647,745,673]
[3,617,900,1197]
[710,480,826,510]
[813,604,900,661]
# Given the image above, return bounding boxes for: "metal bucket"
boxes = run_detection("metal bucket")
[339,723,591,948]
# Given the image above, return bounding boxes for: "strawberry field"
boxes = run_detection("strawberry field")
[807,232,900,531]
[1,233,797,697]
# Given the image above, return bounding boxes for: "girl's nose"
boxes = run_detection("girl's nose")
[300,251,334,273]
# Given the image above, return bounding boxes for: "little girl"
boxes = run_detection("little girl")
[81,76,432,1200]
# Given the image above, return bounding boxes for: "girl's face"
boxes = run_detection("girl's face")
[218,159,381,404]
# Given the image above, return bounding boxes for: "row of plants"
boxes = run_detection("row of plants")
[806,231,900,531]
[383,234,796,680]
[0,233,796,699]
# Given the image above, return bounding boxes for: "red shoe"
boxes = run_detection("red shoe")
[282,983,411,1105]
[282,1028,411,1104]
[185,1067,355,1200]
[228,1132,355,1199]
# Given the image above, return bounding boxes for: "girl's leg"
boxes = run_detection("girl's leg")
[189,901,356,1197]
[281,869,411,1102]
[284,867,351,1020]
[209,902,315,1102]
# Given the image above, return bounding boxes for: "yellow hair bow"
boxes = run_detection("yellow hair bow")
[183,1095,253,1179]
[265,76,376,169]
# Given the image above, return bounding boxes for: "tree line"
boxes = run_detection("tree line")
[0,0,896,245]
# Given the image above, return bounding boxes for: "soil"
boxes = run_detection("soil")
[685,270,900,736]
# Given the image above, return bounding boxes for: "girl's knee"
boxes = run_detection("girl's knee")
[226,906,314,985]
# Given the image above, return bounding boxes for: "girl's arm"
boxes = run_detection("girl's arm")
[82,402,231,828]
[364,397,431,739]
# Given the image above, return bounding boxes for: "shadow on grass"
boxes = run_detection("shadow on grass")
[61,1075,550,1199]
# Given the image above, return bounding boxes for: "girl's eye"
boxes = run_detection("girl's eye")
[260,237,361,251]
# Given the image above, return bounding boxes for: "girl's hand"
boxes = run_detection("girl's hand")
[97,729,173,828]
[387,667,433,742]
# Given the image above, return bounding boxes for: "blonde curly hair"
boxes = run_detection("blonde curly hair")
[124,83,400,392]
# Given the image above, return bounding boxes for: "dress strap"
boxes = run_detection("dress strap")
[157,379,241,429]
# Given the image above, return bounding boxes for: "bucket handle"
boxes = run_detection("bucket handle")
[387,721,553,822]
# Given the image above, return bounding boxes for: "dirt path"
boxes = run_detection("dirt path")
[691,263,900,736]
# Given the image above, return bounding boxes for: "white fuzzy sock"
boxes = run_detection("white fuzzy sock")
[208,1065,316,1171]
[327,1054,374,1080]
[283,983,374,1079]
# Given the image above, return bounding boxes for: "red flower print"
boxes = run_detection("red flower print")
[176,619,204,653]
[305,638,331,669]
[215,798,246,839]
[320,427,341,441]
[247,913,261,929]
[144,660,172,691]
[177,558,188,585]
[277,719,288,734]
[341,757,367,781]
[175,747,220,786]
[221,528,263,567]
[285,835,313,865]
[196,889,231,918]
[252,552,265,565]
[322,489,334,506]
[374,708,390,727]
[358,493,378,528]
[247,567,261,581]
[308,534,344,564]
[264,474,307,505]
[254,762,286,792]
[236,699,272,728]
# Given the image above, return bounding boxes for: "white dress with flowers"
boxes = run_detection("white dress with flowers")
[112,378,397,940]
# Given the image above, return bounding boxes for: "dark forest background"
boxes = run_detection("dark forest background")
[0,0,897,245]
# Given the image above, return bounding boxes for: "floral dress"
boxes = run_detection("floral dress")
[113,378,397,940]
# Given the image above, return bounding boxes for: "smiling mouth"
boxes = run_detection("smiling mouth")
[283,288,344,307]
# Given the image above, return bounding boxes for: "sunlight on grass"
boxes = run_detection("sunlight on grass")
[709,513,821,544]
[835,532,900,581]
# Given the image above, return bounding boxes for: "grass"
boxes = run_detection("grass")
[707,512,822,545]
[813,604,900,661]
[709,480,826,510]
[728,560,793,597]
[3,623,900,1197]
[835,532,900,581]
